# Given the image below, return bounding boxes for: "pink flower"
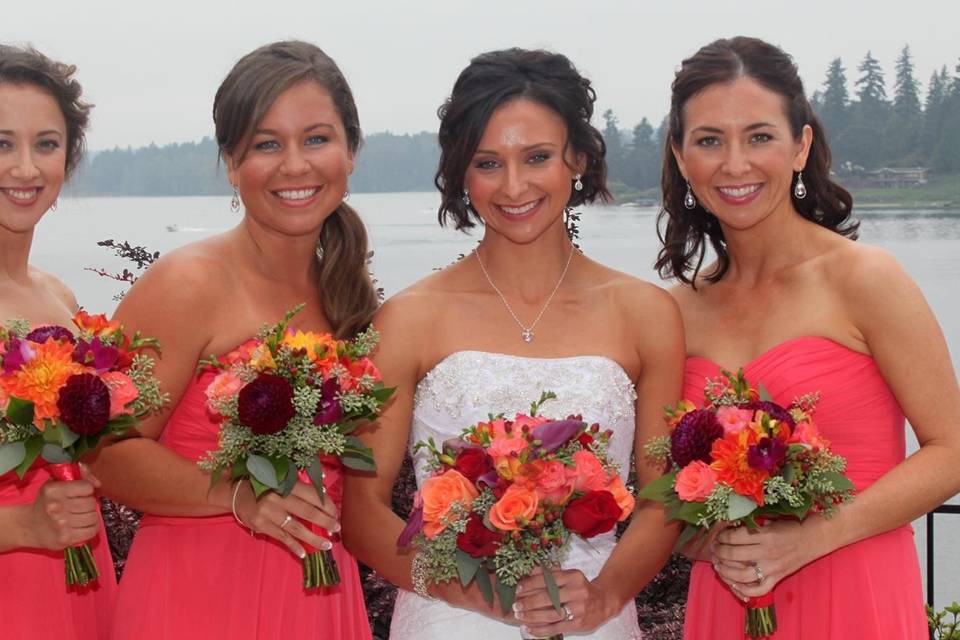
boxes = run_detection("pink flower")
[205,371,244,411]
[675,460,717,502]
[571,449,608,492]
[511,413,549,431]
[716,406,754,434]
[534,459,576,504]
[101,371,139,417]
[789,420,829,449]
[487,421,529,459]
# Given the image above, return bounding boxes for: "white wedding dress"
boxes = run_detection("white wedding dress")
[390,351,643,640]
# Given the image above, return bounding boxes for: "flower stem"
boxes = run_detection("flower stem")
[302,548,340,588]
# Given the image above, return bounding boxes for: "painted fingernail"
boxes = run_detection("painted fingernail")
[298,550,306,559]
[322,541,333,551]
[332,523,341,533]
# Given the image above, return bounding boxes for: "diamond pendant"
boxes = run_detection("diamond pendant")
[521,330,534,343]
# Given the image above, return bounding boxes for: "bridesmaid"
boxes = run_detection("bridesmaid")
[92,41,376,639]
[0,46,116,639]
[342,48,683,639]
[659,37,960,639]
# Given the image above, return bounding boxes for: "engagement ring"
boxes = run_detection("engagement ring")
[562,604,574,622]
[280,514,294,530]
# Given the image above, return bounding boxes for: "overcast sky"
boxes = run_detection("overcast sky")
[4,0,957,151]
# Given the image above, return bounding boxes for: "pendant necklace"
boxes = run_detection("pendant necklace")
[474,245,575,343]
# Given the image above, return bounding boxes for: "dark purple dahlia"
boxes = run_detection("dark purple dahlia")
[745,401,795,429]
[26,325,75,344]
[238,373,295,435]
[313,377,344,425]
[747,436,788,473]
[670,409,724,468]
[57,373,111,435]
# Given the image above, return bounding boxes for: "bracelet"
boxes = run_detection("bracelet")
[231,478,255,536]
[411,549,434,600]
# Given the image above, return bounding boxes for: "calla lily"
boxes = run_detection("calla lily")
[2,338,35,374]
[396,504,423,547]
[531,419,584,453]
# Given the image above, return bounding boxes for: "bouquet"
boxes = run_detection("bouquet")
[397,392,635,640]
[0,312,166,586]
[200,305,394,589]
[638,369,855,639]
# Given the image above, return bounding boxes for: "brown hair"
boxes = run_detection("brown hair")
[435,48,611,231]
[655,36,858,285]
[213,41,378,338]
[0,45,92,178]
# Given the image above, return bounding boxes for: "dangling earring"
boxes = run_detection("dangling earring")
[683,182,697,209]
[573,174,583,192]
[50,199,58,212]
[462,188,471,206]
[343,188,350,201]
[794,171,807,199]
[230,187,241,212]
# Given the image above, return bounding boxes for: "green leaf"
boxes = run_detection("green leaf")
[727,493,759,520]
[41,443,71,465]
[675,500,708,525]
[822,471,855,493]
[107,414,136,433]
[341,436,376,472]
[248,474,271,498]
[455,549,482,587]
[5,397,34,426]
[637,472,677,501]
[0,442,26,475]
[474,566,494,607]
[59,424,80,448]
[14,437,44,477]
[780,463,796,484]
[277,459,298,497]
[758,383,773,402]
[672,523,702,553]
[306,457,326,501]
[370,385,396,403]
[246,454,279,489]
[494,577,517,615]
[542,565,563,614]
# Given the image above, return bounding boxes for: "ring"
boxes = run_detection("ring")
[562,604,574,622]
[753,564,765,584]
[279,514,294,530]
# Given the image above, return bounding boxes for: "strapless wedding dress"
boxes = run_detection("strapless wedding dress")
[389,351,643,639]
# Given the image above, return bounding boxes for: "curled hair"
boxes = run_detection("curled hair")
[655,36,858,285]
[213,41,378,338]
[435,48,611,231]
[0,45,92,178]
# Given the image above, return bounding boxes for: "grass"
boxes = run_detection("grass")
[845,174,960,209]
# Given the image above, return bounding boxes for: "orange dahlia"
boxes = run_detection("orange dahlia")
[0,339,86,428]
[282,330,338,365]
[710,426,769,505]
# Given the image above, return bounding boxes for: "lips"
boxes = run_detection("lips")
[495,198,543,217]
[273,187,319,201]
[1,187,43,205]
[715,183,763,205]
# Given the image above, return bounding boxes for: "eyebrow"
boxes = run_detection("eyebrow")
[691,122,776,135]
[254,122,335,135]
[474,142,559,155]
[0,129,65,137]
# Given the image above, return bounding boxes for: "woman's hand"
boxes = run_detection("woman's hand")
[711,518,830,599]
[513,566,619,637]
[22,463,102,551]
[234,479,340,558]
[430,578,517,624]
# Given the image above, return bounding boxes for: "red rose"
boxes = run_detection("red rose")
[453,447,493,483]
[562,490,622,538]
[456,513,501,557]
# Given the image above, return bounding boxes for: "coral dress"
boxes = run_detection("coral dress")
[0,466,117,640]
[110,369,371,640]
[682,337,927,639]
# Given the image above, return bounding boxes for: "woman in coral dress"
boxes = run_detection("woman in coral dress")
[658,37,960,639]
[91,41,376,639]
[0,46,116,639]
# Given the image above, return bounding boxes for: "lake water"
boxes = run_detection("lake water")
[34,192,960,609]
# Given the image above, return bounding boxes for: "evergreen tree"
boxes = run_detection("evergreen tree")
[893,45,922,117]
[847,51,890,167]
[624,117,659,189]
[820,58,849,137]
[602,109,625,183]
[918,67,948,158]
[856,51,888,106]
[886,45,923,164]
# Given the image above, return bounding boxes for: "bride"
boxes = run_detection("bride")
[342,48,683,639]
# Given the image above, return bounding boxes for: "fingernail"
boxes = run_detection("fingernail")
[515,583,522,594]
[512,602,523,614]
[298,550,306,559]
[322,541,333,551]
[520,626,531,635]
[332,523,341,533]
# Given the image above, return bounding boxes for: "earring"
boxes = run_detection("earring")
[230,187,241,212]
[343,188,350,201]
[50,199,58,212]
[683,182,697,209]
[573,174,583,192]
[462,188,471,206]
[794,171,807,199]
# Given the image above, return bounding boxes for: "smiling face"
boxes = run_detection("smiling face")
[227,80,354,238]
[672,76,812,233]
[463,98,581,245]
[0,84,67,234]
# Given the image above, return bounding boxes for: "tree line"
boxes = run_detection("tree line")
[69,45,960,197]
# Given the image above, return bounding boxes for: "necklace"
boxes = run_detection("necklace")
[473,245,575,343]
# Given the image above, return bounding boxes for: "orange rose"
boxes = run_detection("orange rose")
[571,449,608,492]
[674,460,717,502]
[102,371,139,417]
[534,460,576,505]
[603,475,636,520]
[489,484,539,531]
[421,469,479,538]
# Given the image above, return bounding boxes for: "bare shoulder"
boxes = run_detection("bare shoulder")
[826,241,912,302]
[589,263,681,326]
[30,267,78,312]
[122,236,232,310]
